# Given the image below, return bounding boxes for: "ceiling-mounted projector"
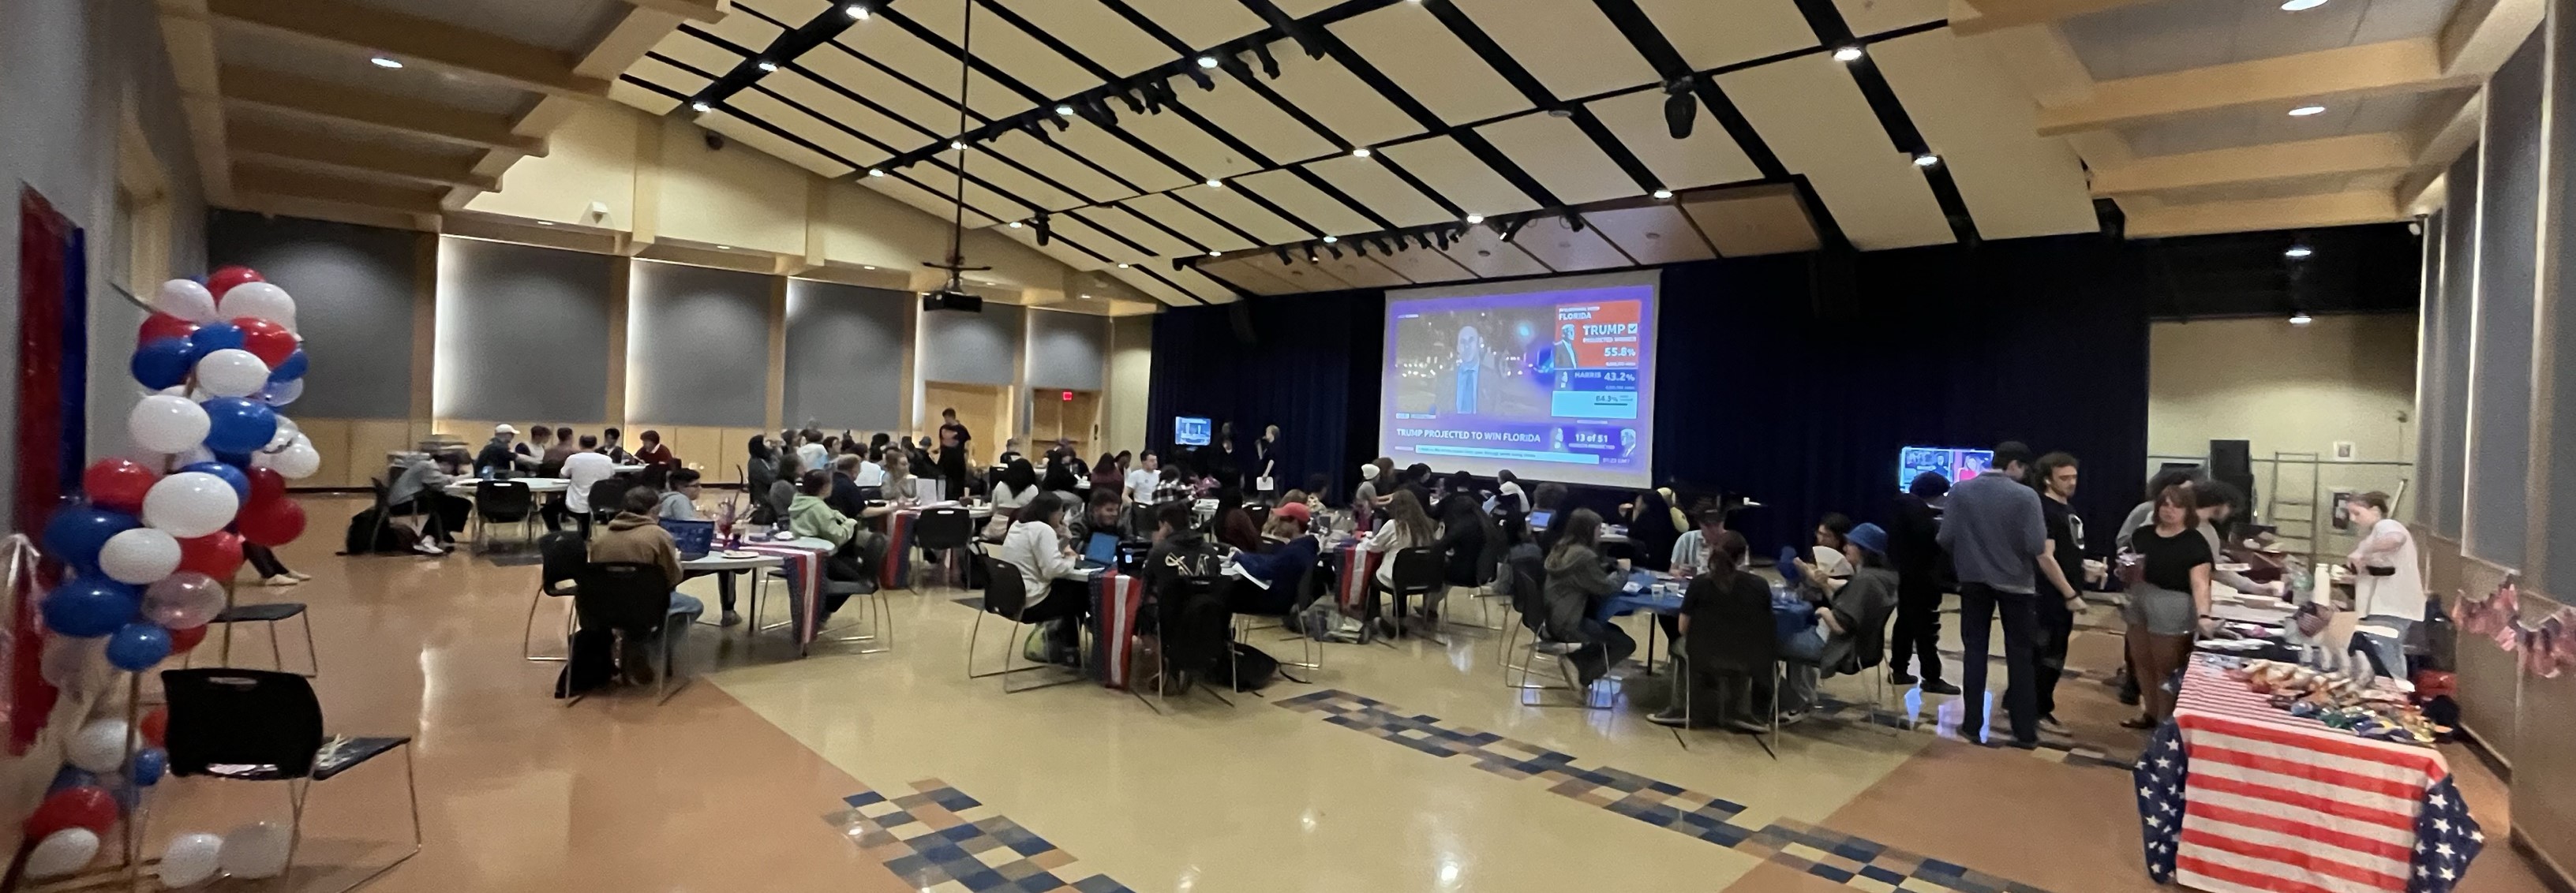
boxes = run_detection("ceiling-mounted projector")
[921,288,982,312]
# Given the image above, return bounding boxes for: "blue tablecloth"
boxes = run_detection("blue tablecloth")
[1594,575,1818,642]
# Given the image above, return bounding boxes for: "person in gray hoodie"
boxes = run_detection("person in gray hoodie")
[1541,508,1637,686]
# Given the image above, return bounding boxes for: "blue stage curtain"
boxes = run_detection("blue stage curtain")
[1146,292,1382,505]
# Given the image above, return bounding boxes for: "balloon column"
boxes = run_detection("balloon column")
[21,266,316,880]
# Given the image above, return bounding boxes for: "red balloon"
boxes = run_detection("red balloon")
[138,312,198,345]
[138,708,168,748]
[81,459,159,514]
[206,266,263,300]
[231,316,298,366]
[168,625,208,655]
[236,497,305,547]
[25,786,118,838]
[246,467,286,506]
[175,532,245,579]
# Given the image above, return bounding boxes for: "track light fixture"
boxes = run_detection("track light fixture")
[1663,79,1697,140]
[1499,216,1530,242]
[1014,117,1043,139]
[1118,91,1144,114]
[1034,211,1051,246]
[1352,239,1368,257]
[1326,244,1342,260]
[1433,230,1452,250]
[1563,210,1587,233]
[1252,43,1281,78]
[1186,67,1215,91]
[1275,246,1294,263]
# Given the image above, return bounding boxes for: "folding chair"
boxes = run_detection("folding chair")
[570,562,690,705]
[910,506,978,587]
[522,531,586,661]
[470,480,538,552]
[966,556,1084,693]
[161,668,418,893]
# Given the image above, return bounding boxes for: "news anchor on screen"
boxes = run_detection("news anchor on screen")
[1455,325,1485,414]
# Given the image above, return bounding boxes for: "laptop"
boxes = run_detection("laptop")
[1526,509,1554,532]
[1083,530,1120,568]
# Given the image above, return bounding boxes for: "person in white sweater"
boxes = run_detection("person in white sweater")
[2343,491,2424,684]
[995,491,1090,663]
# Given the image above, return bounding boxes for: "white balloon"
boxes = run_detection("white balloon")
[154,279,219,323]
[68,719,132,773]
[270,439,322,480]
[217,282,297,331]
[128,394,210,454]
[39,637,103,688]
[99,528,182,585]
[169,446,215,473]
[25,828,100,879]
[143,472,238,538]
[158,832,224,887]
[263,416,300,453]
[193,349,270,398]
[219,821,291,880]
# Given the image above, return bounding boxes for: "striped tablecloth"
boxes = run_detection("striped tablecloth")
[881,510,914,591]
[1331,540,1379,616]
[2136,654,2481,893]
[1088,570,1147,690]
[739,540,829,656]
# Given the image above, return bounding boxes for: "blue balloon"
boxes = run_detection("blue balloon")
[187,321,243,357]
[104,622,172,671]
[182,461,251,503]
[268,349,308,383]
[130,338,193,390]
[199,397,277,454]
[42,577,140,637]
[42,506,138,574]
[47,767,98,795]
[132,748,167,787]
[212,451,254,469]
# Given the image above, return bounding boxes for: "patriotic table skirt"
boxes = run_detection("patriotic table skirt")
[1088,571,1147,689]
[739,541,829,656]
[2137,654,2481,893]
[1331,542,1380,616]
[880,510,915,591]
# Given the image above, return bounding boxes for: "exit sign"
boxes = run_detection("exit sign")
[1061,390,1073,402]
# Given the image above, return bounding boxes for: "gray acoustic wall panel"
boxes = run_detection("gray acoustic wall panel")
[784,278,908,431]
[205,210,416,419]
[434,238,612,422]
[627,261,769,427]
[1026,308,1106,390]
[2432,154,2478,540]
[2466,33,2542,566]
[917,304,1024,386]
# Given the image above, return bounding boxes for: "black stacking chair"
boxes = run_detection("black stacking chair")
[161,668,419,892]
[571,562,687,704]
[522,531,586,662]
[471,480,537,551]
[911,506,977,587]
[966,555,1082,693]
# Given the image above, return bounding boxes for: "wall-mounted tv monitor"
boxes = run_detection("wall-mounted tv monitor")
[1174,417,1212,447]
[1898,447,1993,491]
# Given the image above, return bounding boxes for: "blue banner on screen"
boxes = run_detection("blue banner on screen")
[1897,447,1993,491]
[1378,272,1658,490]
[1174,416,1211,447]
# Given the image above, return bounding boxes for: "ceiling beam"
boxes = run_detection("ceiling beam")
[227,121,501,191]
[222,66,548,155]
[2440,0,2544,76]
[201,0,611,99]
[2400,91,2482,213]
[232,164,447,216]
[2087,133,2415,196]
[619,0,728,24]
[2122,189,2402,239]
[156,0,232,203]
[2035,39,2478,135]
[1947,0,2161,35]
[444,4,691,209]
[229,194,432,233]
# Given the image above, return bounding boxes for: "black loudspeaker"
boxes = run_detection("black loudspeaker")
[2209,439,2255,510]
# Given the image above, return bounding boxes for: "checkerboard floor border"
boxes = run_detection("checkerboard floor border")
[822,779,1134,893]
[1276,689,2055,893]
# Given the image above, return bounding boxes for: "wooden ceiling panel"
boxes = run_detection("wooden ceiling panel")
[831,24,1026,119]
[1023,214,1138,265]
[1047,121,1193,193]
[1631,0,1817,71]
[1331,3,1527,126]
[900,0,1103,101]
[612,79,685,114]
[1451,0,1658,99]
[863,168,1001,227]
[757,70,916,152]
[950,148,1091,212]
[694,7,787,54]
[1241,251,1354,293]
[1371,245,1476,283]
[1305,155,1457,227]
[698,110,853,178]
[1181,84,1342,165]
[1584,204,1719,265]
[985,129,1136,207]
[725,89,876,165]
[629,53,717,95]
[1507,217,1635,271]
[1872,29,2099,241]
[1118,0,1267,50]
[1682,184,1822,256]
[1438,226,1552,278]
[1477,112,1639,206]
[653,31,746,79]
[796,45,974,140]
[1831,0,1946,35]
[988,0,1174,78]
[1180,184,1312,245]
[1122,192,1254,252]
[1588,88,1762,191]
[1312,256,1413,289]
[1155,265,1244,303]
[1380,136,1538,219]
[1113,91,1264,179]
[1265,45,1425,149]
[1198,257,1302,295]
[992,219,1112,271]
[1100,266,1199,306]
[1075,204,1199,257]
[1233,169,1378,237]
[739,0,833,25]
[1717,54,1953,250]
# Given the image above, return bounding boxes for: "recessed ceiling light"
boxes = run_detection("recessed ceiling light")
[1352,148,1372,158]
[1196,56,1219,69]
[1207,250,1222,257]
[1079,293,1093,300]
[1912,153,1941,167]
[1546,108,1574,118]
[866,168,885,177]
[1465,214,1485,224]
[369,56,403,69]
[1055,104,1074,116]
[862,265,877,270]
[1323,235,1339,243]
[757,60,779,73]
[2288,105,2326,116]
[2289,311,2313,325]
[1009,221,1024,228]
[1652,189,1673,200]
[1117,263,1130,268]
[2284,245,2313,258]
[1205,178,1223,189]
[2280,0,2329,9]
[690,101,713,113]
[844,3,868,19]
[537,221,555,226]
[716,245,732,250]
[1832,46,1864,62]
[949,140,964,151]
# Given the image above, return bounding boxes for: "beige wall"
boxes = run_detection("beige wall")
[1105,315,1153,455]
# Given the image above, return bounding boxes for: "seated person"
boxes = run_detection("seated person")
[991,458,1040,516]
[1776,523,1899,719]
[1069,488,1131,545]
[996,491,1091,663]
[476,424,539,476]
[1211,486,1261,552]
[1790,512,1856,589]
[1537,508,1638,686]
[658,468,704,521]
[1361,491,1437,637]
[828,456,871,519]
[562,435,619,534]
[1651,529,1769,730]
[785,470,886,615]
[1433,490,1492,590]
[386,447,472,554]
[1226,503,1317,615]
[634,429,678,468]
[586,487,707,684]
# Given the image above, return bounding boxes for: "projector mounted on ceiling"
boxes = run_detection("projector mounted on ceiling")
[921,288,983,312]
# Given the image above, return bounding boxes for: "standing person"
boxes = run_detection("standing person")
[2122,483,2214,727]
[995,491,1090,663]
[561,435,618,536]
[936,409,973,489]
[2343,492,2424,686]
[635,430,678,468]
[796,429,829,474]
[1125,452,1160,505]
[2030,452,2087,734]
[1887,473,1959,693]
[1934,441,2047,748]
[1253,424,1279,494]
[1350,464,1382,527]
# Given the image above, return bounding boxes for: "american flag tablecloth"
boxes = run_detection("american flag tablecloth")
[1332,541,1380,616]
[881,510,914,591]
[740,541,829,656]
[1088,570,1146,690]
[2137,654,2483,893]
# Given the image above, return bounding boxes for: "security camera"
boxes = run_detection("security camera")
[704,132,724,151]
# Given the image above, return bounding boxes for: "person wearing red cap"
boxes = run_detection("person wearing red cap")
[1226,501,1317,615]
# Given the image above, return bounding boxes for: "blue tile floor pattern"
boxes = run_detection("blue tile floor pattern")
[822,779,1134,893]
[1275,689,2055,893]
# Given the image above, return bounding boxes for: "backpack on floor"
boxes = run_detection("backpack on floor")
[1217,641,1279,691]
[342,508,408,555]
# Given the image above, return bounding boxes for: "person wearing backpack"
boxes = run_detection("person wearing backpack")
[996,491,1091,664]
[1142,502,1232,685]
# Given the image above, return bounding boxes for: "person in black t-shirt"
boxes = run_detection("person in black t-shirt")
[2123,483,2215,727]
[2030,452,2087,734]
[1885,472,1960,694]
